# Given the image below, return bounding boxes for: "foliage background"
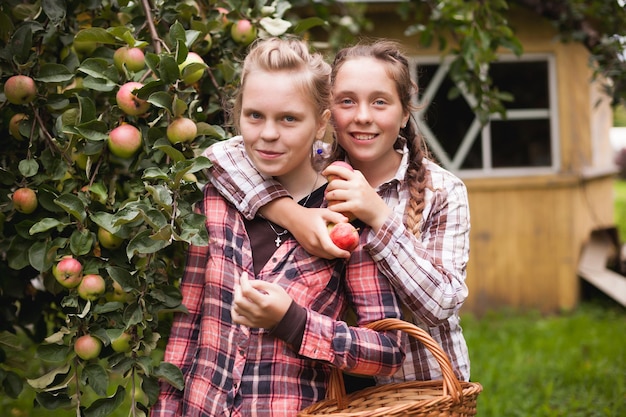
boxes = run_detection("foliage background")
[0,0,625,416]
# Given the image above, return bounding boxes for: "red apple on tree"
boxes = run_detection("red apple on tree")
[167,117,198,144]
[12,187,38,214]
[230,19,257,45]
[4,75,37,105]
[116,81,150,116]
[108,124,142,159]
[74,334,102,360]
[53,256,83,289]
[113,46,145,72]
[327,222,360,252]
[324,161,356,221]
[77,274,106,301]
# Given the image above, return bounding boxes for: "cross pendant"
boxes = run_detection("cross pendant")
[274,236,282,247]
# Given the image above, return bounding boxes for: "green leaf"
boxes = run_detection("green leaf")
[126,229,169,258]
[83,385,126,417]
[18,159,39,177]
[54,194,87,222]
[74,27,117,45]
[169,21,186,45]
[75,120,109,141]
[1,371,23,399]
[28,240,49,272]
[76,95,97,123]
[10,24,32,64]
[42,0,67,26]
[83,364,108,396]
[78,58,115,80]
[36,63,74,83]
[27,363,70,389]
[123,303,144,326]
[106,266,135,291]
[35,343,71,363]
[153,139,186,162]
[154,362,184,390]
[30,218,65,234]
[196,123,226,139]
[69,229,93,256]
[142,167,169,181]
[292,17,327,34]
[34,391,72,410]
[82,76,117,92]
[159,54,181,85]
[147,91,174,112]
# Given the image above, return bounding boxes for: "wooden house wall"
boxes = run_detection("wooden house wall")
[365,5,617,313]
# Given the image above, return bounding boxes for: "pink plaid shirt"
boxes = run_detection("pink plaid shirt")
[203,136,471,382]
[150,184,405,417]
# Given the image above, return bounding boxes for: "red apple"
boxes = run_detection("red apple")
[53,256,83,289]
[74,334,102,360]
[328,222,359,252]
[108,124,142,158]
[77,274,106,301]
[4,75,37,105]
[167,117,198,144]
[12,187,38,214]
[230,19,257,46]
[113,46,145,72]
[110,331,133,353]
[325,161,356,221]
[178,52,207,85]
[116,82,150,116]
[97,227,124,249]
[9,113,28,139]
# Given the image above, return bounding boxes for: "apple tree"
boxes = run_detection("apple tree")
[0,0,334,415]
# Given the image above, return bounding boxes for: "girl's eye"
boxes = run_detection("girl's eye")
[249,112,262,120]
[284,115,297,123]
[341,98,354,105]
[374,99,386,106]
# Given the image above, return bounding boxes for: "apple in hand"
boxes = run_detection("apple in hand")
[12,187,38,214]
[328,222,359,252]
[77,274,106,301]
[167,117,197,144]
[116,82,150,116]
[4,75,37,105]
[325,161,356,221]
[231,19,257,45]
[108,124,142,158]
[74,334,102,360]
[53,256,83,288]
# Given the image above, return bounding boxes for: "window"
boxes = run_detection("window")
[411,54,559,177]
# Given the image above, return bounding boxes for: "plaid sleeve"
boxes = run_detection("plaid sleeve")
[202,136,290,220]
[366,171,470,327]
[299,237,405,377]
[151,214,210,416]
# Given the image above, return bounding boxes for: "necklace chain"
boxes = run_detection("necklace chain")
[267,173,319,247]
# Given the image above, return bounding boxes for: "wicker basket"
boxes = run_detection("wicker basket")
[298,318,483,417]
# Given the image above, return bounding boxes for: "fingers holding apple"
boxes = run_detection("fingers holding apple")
[324,161,356,221]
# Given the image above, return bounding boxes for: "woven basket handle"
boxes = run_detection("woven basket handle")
[327,318,464,409]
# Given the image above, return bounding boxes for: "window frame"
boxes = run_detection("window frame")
[410,53,560,178]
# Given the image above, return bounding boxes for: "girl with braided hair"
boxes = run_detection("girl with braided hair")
[204,39,471,385]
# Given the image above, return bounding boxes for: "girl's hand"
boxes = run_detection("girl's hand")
[323,165,391,232]
[231,272,292,329]
[261,200,351,259]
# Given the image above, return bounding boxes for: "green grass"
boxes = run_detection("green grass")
[615,105,626,127]
[463,298,626,416]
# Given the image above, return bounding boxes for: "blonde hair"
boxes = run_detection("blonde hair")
[331,39,432,236]
[231,37,331,134]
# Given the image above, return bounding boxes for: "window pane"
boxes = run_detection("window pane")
[418,64,475,160]
[490,61,549,109]
[491,119,552,167]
